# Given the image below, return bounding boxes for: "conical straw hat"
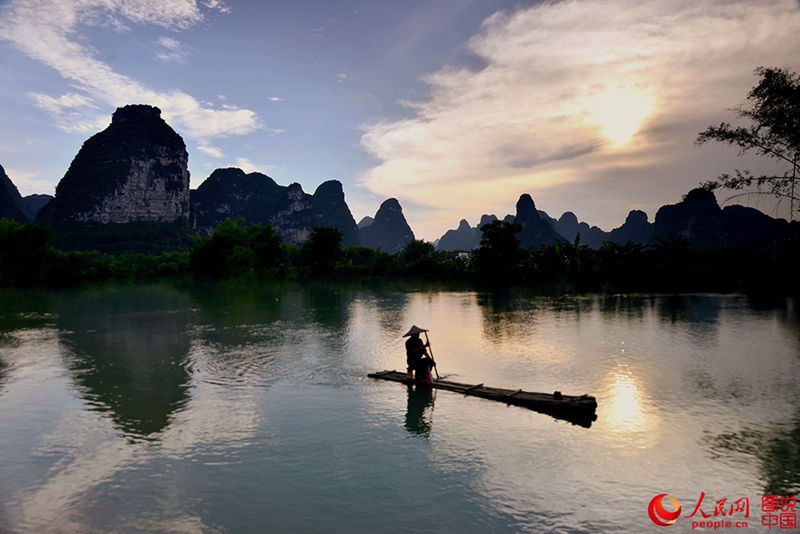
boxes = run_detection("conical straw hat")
[402,325,428,337]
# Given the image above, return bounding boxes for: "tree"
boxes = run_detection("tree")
[472,220,524,283]
[251,224,284,271]
[596,240,647,291]
[401,239,435,263]
[697,66,800,220]
[190,218,284,278]
[302,227,343,274]
[0,219,54,286]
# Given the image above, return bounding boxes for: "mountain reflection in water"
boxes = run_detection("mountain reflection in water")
[0,284,797,533]
[58,285,193,440]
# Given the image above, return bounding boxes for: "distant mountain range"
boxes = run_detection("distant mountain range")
[1,104,795,253]
[435,188,795,251]
[191,167,361,247]
[0,164,53,224]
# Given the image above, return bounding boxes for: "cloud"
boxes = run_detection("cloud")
[359,0,800,239]
[235,158,275,175]
[154,36,191,64]
[266,96,284,102]
[203,0,230,15]
[197,143,224,158]
[0,0,260,143]
[28,92,107,133]
[28,92,98,115]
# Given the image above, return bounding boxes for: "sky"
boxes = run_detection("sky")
[1,0,800,242]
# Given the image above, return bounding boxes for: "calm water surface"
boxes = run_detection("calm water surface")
[0,283,798,533]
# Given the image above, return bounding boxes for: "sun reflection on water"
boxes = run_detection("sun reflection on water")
[603,368,659,447]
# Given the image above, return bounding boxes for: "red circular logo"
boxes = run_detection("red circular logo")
[648,493,682,527]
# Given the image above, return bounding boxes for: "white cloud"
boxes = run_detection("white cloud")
[197,143,224,158]
[28,92,98,115]
[266,96,284,102]
[359,0,800,239]
[203,0,230,15]
[154,36,190,64]
[235,158,274,175]
[0,0,261,143]
[28,92,108,133]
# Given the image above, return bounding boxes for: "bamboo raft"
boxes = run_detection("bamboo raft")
[368,370,598,427]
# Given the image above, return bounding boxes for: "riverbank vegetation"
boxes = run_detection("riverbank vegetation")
[1,216,798,296]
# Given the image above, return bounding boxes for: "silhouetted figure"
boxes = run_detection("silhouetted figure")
[403,325,435,383]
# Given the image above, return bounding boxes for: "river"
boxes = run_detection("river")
[0,282,798,533]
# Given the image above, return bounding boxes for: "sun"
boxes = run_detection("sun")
[586,89,654,146]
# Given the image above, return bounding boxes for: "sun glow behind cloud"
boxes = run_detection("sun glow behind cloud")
[358,0,800,240]
[585,88,655,147]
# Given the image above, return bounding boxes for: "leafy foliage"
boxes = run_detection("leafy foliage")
[301,227,344,275]
[2,209,799,296]
[0,218,194,287]
[48,219,194,254]
[401,239,435,263]
[473,220,524,283]
[0,219,54,286]
[190,218,284,279]
[697,66,800,219]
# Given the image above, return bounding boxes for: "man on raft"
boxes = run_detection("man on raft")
[404,325,436,383]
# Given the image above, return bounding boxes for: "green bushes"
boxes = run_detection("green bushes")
[1,215,797,295]
[301,227,344,275]
[0,219,55,286]
[0,218,193,287]
[189,218,284,279]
